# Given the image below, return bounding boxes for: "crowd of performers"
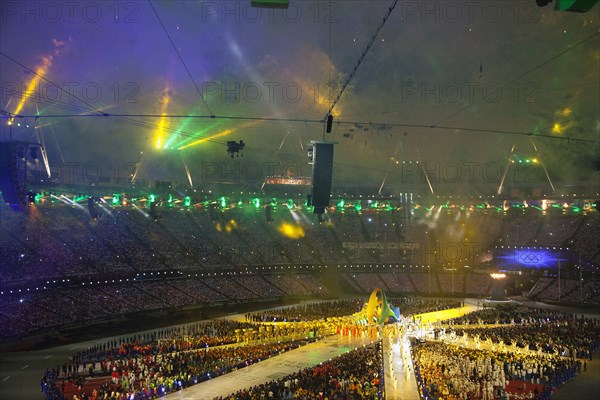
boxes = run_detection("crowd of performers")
[38,300,598,400]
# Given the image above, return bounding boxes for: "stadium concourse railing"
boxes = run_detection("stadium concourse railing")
[0,262,480,294]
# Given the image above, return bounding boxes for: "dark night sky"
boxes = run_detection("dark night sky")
[1,1,598,194]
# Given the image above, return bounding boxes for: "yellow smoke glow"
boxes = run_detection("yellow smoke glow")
[154,86,171,149]
[278,222,305,239]
[217,219,238,233]
[560,107,572,117]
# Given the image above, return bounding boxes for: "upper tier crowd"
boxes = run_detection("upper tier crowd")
[0,270,471,340]
[2,204,598,281]
[528,277,600,306]
[0,273,328,339]
[1,202,598,340]
[2,271,598,339]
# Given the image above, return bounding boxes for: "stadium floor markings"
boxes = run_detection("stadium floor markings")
[20,365,28,370]
[2,376,9,382]
[44,355,53,359]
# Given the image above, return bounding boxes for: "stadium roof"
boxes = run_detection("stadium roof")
[1,0,599,195]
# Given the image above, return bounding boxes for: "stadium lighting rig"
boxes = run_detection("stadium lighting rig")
[226,140,245,158]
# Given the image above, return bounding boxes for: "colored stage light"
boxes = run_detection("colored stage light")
[278,222,305,239]
[552,122,562,134]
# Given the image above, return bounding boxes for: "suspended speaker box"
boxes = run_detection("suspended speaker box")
[87,197,100,219]
[309,141,334,215]
[0,141,27,211]
[265,204,273,222]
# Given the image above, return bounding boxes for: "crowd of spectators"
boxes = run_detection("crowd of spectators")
[381,271,415,293]
[437,272,463,294]
[409,272,434,294]
[0,284,471,339]
[0,274,327,339]
[2,273,598,340]
[1,200,598,341]
[342,272,493,297]
[498,215,542,247]
[530,278,600,306]
[2,203,597,282]
[567,217,599,264]
[344,273,388,293]
[466,274,494,296]
[263,274,311,296]
[528,278,554,299]
[559,280,600,305]
[0,274,470,340]
[532,279,581,302]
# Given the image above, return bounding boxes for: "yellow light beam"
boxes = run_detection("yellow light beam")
[177,129,233,149]
[11,56,53,121]
[177,120,259,150]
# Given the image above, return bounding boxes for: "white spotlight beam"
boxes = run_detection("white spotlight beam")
[530,140,556,194]
[497,144,516,195]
